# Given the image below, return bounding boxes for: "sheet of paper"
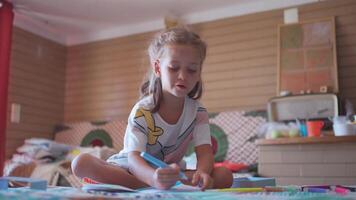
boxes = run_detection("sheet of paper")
[82,183,135,193]
[139,183,201,193]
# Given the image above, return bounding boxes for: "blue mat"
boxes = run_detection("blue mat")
[1,187,356,200]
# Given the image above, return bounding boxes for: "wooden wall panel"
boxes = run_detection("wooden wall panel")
[64,32,153,122]
[64,0,356,122]
[5,0,356,159]
[194,10,282,112]
[6,27,66,158]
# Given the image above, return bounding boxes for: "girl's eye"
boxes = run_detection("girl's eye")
[188,69,197,73]
[169,66,179,72]
[188,64,199,72]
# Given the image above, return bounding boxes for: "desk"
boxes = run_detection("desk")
[256,135,356,185]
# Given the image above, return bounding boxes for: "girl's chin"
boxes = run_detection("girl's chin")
[171,91,187,98]
[162,91,186,98]
[174,91,190,98]
[175,88,190,95]
[163,87,191,98]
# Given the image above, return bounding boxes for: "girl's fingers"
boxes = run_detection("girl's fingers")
[156,168,180,181]
[157,174,179,181]
[169,163,180,170]
[157,168,179,176]
[191,172,200,186]
[180,178,193,185]
[200,176,209,190]
[201,174,214,190]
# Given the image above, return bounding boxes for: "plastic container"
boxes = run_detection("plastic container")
[306,121,324,137]
[333,123,355,136]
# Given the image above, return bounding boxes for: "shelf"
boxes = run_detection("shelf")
[256,134,356,145]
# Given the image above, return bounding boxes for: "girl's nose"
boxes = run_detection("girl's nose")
[178,70,187,80]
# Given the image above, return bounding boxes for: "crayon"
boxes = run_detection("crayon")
[264,186,285,192]
[264,186,300,192]
[301,185,331,190]
[304,187,329,193]
[336,185,356,192]
[217,187,264,193]
[334,186,349,195]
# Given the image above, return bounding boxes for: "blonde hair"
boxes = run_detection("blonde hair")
[140,27,207,112]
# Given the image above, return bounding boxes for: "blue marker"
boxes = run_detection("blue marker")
[140,152,188,180]
[304,187,329,193]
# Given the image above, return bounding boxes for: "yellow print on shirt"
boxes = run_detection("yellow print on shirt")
[135,108,163,145]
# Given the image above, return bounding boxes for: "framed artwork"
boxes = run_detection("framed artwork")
[277,17,338,95]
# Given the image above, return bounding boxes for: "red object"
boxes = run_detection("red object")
[90,139,104,147]
[82,177,100,184]
[306,120,324,137]
[334,186,349,195]
[0,0,14,176]
[214,161,248,172]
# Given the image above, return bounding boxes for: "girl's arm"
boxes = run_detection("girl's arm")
[128,151,180,190]
[192,144,214,189]
[195,144,214,174]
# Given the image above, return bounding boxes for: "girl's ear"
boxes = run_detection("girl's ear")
[153,60,161,77]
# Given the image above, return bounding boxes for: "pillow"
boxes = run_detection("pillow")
[186,110,267,165]
[54,119,126,151]
[209,110,266,165]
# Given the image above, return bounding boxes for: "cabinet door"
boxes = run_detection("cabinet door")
[277,17,338,95]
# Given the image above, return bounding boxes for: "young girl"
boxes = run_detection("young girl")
[71,27,233,190]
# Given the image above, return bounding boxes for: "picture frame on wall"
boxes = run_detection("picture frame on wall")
[277,17,338,95]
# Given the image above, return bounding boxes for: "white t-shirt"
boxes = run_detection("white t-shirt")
[107,96,211,169]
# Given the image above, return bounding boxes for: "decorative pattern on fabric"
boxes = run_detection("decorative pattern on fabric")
[54,119,126,150]
[209,124,228,162]
[133,108,196,163]
[209,110,267,165]
[80,129,113,147]
[163,119,195,163]
[134,108,163,145]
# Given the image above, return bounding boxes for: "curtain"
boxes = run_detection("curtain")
[0,0,14,176]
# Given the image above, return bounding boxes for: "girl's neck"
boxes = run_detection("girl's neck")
[161,94,185,109]
[158,93,185,125]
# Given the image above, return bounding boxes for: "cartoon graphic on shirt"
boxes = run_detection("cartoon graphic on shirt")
[132,103,207,162]
[135,108,163,145]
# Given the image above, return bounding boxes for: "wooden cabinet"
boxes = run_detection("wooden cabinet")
[257,135,356,185]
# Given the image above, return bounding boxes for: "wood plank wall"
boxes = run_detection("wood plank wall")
[65,33,153,122]
[195,8,282,112]
[65,0,356,122]
[6,27,66,158]
[6,0,356,157]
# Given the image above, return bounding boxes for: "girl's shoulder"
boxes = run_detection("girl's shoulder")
[134,96,154,110]
[185,97,207,113]
[127,96,154,119]
[184,98,209,125]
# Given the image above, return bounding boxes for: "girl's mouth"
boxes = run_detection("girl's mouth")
[176,84,186,89]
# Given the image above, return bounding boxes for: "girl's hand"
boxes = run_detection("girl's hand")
[152,163,180,190]
[190,171,213,191]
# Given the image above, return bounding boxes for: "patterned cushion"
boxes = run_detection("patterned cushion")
[54,119,126,151]
[209,110,267,165]
[54,110,266,164]
[186,110,267,165]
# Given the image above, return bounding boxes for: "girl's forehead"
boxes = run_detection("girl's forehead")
[162,44,202,62]
[164,44,198,51]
